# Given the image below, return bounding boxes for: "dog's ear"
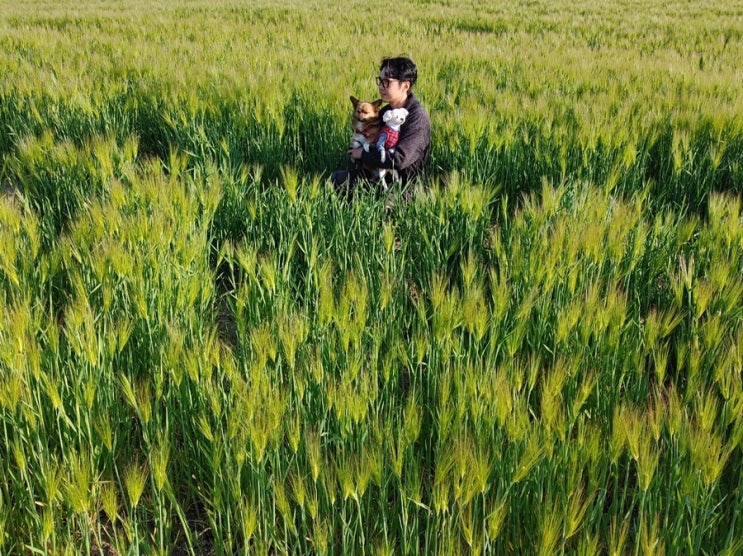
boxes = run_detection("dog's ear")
[350,96,359,108]
[373,99,383,109]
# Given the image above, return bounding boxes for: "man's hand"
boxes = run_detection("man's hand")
[349,147,363,160]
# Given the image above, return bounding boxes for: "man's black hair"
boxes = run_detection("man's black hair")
[379,57,418,88]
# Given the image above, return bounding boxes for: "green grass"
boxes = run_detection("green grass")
[1,0,742,554]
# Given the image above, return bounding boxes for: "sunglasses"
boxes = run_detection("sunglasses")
[376,77,399,88]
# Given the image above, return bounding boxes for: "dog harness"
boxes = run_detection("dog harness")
[359,123,379,141]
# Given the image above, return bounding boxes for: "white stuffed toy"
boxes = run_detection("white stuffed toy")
[364,107,408,182]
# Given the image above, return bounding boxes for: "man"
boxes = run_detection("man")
[332,57,431,200]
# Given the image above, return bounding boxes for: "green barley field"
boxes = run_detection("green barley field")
[1,0,743,554]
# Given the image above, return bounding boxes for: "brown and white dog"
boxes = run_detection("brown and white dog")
[349,96,382,150]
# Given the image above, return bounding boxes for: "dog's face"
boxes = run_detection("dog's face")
[384,108,409,128]
[350,96,382,129]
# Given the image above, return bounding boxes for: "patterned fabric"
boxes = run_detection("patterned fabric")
[378,126,400,149]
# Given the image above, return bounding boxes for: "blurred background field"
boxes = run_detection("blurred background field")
[1,1,742,554]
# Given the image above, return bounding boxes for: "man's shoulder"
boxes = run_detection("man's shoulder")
[405,93,426,112]
[405,94,430,123]
[406,97,430,135]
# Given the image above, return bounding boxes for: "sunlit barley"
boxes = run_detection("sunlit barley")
[123,460,148,510]
[311,518,330,555]
[100,481,118,525]
[639,513,666,556]
[65,451,94,515]
[512,431,545,484]
[273,481,297,535]
[278,310,308,370]
[538,499,563,556]
[150,441,170,492]
[636,434,661,492]
[462,280,489,342]
[288,470,307,509]
[608,514,631,556]
[238,497,258,544]
[685,418,731,487]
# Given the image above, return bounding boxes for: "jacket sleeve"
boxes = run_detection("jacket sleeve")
[360,104,430,171]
